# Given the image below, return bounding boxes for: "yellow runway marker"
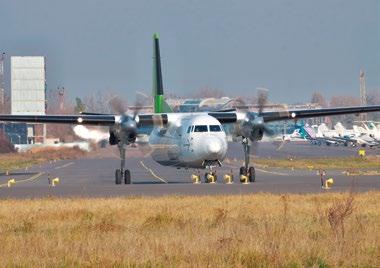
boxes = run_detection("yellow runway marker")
[139,161,168,183]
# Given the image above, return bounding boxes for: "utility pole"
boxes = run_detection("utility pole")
[359,70,367,121]
[0,53,5,113]
[58,86,65,112]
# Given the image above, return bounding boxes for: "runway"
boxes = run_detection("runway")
[0,142,379,198]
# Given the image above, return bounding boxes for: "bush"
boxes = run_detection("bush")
[0,130,15,153]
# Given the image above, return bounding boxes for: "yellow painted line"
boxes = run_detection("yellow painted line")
[139,161,168,183]
[14,172,45,184]
[255,168,287,176]
[0,172,45,188]
[54,162,74,170]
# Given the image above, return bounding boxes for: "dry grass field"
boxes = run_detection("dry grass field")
[0,147,87,171]
[0,192,379,267]
[251,156,380,170]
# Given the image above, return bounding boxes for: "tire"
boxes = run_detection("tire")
[212,172,217,183]
[239,166,247,175]
[115,169,122,185]
[124,169,131,184]
[248,166,256,182]
[204,173,209,183]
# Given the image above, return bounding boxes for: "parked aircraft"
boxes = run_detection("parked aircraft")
[1,34,380,184]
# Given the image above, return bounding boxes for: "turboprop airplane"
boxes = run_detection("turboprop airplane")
[1,34,380,184]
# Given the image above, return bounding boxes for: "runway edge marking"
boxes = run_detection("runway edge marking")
[139,161,168,183]
[54,162,74,170]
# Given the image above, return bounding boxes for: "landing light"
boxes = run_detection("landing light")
[291,112,296,118]
[77,117,83,123]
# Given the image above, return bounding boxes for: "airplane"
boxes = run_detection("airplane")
[1,33,380,184]
[335,122,379,147]
[354,121,380,140]
[309,123,378,147]
[296,124,341,146]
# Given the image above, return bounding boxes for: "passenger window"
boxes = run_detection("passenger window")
[209,125,221,132]
[191,125,194,132]
[194,125,208,132]
[187,126,191,133]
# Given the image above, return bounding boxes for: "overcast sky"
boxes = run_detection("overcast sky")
[1,0,379,103]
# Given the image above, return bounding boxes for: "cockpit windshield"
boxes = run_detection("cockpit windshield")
[194,125,208,132]
[209,125,222,132]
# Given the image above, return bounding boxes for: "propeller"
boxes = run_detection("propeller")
[238,89,275,143]
[104,95,140,145]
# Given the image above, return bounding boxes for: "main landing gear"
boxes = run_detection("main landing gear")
[115,143,131,185]
[240,137,256,183]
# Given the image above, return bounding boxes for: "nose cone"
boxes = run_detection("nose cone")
[203,138,225,159]
[207,140,222,154]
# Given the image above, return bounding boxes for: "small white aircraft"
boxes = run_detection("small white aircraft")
[1,34,380,184]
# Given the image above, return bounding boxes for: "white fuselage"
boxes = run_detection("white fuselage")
[148,113,228,168]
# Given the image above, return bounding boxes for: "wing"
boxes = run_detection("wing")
[208,105,380,124]
[0,114,116,126]
[260,105,380,122]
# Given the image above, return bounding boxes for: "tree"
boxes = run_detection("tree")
[193,87,226,98]
[46,88,75,141]
[366,89,380,121]
[0,130,15,153]
[329,95,361,125]
[74,97,86,114]
[310,91,327,107]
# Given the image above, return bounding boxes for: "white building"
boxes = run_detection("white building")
[11,56,46,143]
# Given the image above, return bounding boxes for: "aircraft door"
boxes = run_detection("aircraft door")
[182,124,193,153]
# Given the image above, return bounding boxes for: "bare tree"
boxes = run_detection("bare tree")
[0,129,15,153]
[46,87,75,141]
[193,87,226,98]
[329,95,361,124]
[311,91,327,107]
[366,89,380,121]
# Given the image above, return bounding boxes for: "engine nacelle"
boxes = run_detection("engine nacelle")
[238,114,268,142]
[109,115,137,145]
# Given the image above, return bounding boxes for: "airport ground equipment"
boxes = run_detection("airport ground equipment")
[358,149,366,158]
[224,173,233,184]
[322,178,334,190]
[191,173,201,184]
[205,172,217,183]
[1,35,380,185]
[7,178,15,187]
[51,178,60,187]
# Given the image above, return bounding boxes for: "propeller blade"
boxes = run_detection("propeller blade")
[257,88,268,114]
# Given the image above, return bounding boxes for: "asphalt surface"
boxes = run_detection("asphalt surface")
[0,142,379,198]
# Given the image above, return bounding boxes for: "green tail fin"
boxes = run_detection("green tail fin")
[152,33,173,113]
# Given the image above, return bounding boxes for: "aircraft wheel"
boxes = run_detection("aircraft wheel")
[115,169,122,185]
[204,173,209,183]
[124,169,131,184]
[239,166,247,176]
[248,166,256,182]
[239,167,249,183]
[212,173,217,183]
